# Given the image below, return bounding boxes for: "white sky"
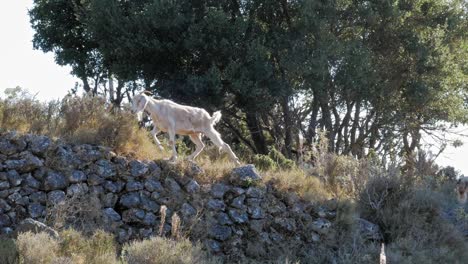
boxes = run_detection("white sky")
[0,0,77,101]
[1,1,467,175]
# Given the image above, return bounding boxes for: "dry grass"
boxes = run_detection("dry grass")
[59,229,117,264]
[16,232,60,264]
[122,236,220,264]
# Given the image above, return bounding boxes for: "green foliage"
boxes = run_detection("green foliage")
[0,238,18,264]
[252,154,277,171]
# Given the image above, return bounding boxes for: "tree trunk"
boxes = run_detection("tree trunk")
[282,96,293,158]
[246,112,268,154]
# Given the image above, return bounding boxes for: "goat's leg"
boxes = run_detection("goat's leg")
[187,133,205,162]
[204,127,240,165]
[151,126,164,151]
[168,129,178,162]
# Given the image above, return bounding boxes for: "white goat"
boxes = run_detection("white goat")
[131,92,240,165]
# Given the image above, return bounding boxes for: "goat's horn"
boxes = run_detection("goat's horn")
[142,90,153,95]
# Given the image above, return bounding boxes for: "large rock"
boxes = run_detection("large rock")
[93,159,117,179]
[119,192,141,208]
[28,203,45,218]
[208,224,232,241]
[69,170,87,183]
[28,135,51,156]
[230,165,262,187]
[184,180,200,194]
[47,191,66,205]
[207,199,226,211]
[129,160,149,177]
[103,208,121,222]
[211,183,230,199]
[44,171,68,191]
[14,218,59,239]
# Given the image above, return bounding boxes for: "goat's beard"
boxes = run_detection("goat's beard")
[136,111,144,122]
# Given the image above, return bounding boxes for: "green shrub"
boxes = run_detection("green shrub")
[0,237,19,264]
[60,229,117,264]
[252,154,277,171]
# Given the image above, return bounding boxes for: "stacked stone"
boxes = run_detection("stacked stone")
[0,131,381,260]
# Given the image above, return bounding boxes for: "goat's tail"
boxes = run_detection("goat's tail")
[210,111,222,125]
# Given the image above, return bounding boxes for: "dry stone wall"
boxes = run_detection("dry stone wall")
[0,131,380,260]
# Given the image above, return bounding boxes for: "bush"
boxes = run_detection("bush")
[16,232,59,264]
[0,237,19,264]
[122,237,219,264]
[252,154,277,171]
[60,229,117,264]
[358,173,468,262]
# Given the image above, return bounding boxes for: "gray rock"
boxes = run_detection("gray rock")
[104,181,119,193]
[0,138,18,155]
[208,224,232,241]
[144,179,164,192]
[33,167,47,180]
[230,164,262,187]
[305,232,320,243]
[246,187,265,198]
[229,209,249,224]
[151,191,161,201]
[0,181,10,190]
[74,145,102,162]
[28,203,45,218]
[142,212,157,226]
[211,183,230,199]
[0,172,6,181]
[66,183,89,196]
[122,208,146,223]
[206,239,222,253]
[129,160,149,177]
[8,192,25,205]
[119,192,141,208]
[231,195,246,209]
[139,228,153,238]
[7,170,22,187]
[28,135,51,155]
[126,181,144,192]
[140,195,159,212]
[309,218,331,235]
[147,162,162,179]
[44,171,68,190]
[0,199,11,214]
[207,199,226,211]
[4,159,26,171]
[13,152,44,173]
[164,177,181,192]
[94,159,117,178]
[102,193,118,208]
[103,208,121,222]
[231,187,246,196]
[248,206,265,219]
[29,192,46,204]
[274,218,297,233]
[184,180,200,194]
[14,218,59,239]
[180,203,197,218]
[24,174,40,189]
[87,174,105,186]
[358,218,383,241]
[249,220,265,233]
[0,214,12,227]
[69,170,87,183]
[47,191,66,205]
[1,227,13,235]
[89,185,104,195]
[0,190,8,199]
[216,212,233,225]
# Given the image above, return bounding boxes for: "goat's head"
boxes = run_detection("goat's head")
[131,93,149,122]
[455,178,468,204]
